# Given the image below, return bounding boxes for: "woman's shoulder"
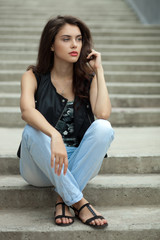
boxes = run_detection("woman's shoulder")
[22,69,36,80]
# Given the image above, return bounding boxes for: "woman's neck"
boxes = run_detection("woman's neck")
[51,58,73,81]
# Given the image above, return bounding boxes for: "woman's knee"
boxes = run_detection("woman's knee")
[92,119,114,142]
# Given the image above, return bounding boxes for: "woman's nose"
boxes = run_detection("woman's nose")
[71,39,77,48]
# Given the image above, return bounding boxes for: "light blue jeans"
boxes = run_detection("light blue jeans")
[20,119,114,206]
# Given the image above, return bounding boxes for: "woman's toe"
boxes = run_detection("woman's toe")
[56,218,61,224]
[62,217,66,224]
[91,220,95,225]
[95,219,101,225]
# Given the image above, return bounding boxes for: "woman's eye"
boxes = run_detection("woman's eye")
[63,38,69,41]
[77,38,82,41]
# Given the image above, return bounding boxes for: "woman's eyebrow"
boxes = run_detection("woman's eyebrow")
[61,34,82,37]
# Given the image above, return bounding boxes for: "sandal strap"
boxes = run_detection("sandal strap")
[78,203,97,217]
[55,202,74,221]
[55,215,74,220]
[85,215,104,224]
[55,202,66,216]
[55,202,66,207]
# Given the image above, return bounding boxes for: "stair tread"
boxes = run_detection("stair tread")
[0,127,160,157]
[1,93,160,97]
[0,205,160,232]
[0,174,160,189]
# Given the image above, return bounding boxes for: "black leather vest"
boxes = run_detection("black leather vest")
[34,72,95,145]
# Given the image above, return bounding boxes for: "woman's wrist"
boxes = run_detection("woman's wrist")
[95,65,104,74]
[95,65,104,80]
[51,131,62,142]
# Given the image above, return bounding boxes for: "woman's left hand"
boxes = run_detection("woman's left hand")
[86,49,102,71]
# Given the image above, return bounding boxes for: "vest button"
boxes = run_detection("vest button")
[62,99,65,103]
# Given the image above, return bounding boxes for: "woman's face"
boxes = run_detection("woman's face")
[51,24,83,63]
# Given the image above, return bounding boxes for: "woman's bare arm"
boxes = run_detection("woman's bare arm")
[88,50,111,119]
[20,70,68,175]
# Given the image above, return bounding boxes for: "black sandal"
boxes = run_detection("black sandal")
[71,202,108,229]
[54,202,74,226]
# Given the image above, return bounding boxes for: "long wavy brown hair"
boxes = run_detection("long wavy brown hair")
[28,15,94,100]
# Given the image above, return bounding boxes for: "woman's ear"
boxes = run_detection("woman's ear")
[51,45,54,51]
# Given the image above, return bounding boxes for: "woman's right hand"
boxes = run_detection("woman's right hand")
[50,132,68,176]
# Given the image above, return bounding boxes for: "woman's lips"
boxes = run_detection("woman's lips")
[69,51,78,56]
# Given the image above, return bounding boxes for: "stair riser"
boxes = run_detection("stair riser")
[1,44,160,52]
[1,97,160,108]
[97,46,160,52]
[1,30,160,36]
[0,230,160,240]
[1,84,160,95]
[108,86,160,95]
[1,111,160,127]
[1,53,160,62]
[1,156,160,175]
[111,98,160,108]
[0,16,140,24]
[110,111,160,126]
[0,72,160,83]
[0,85,20,93]
[0,185,159,208]
[1,37,160,45]
[0,63,159,71]
[0,39,160,46]
[0,20,142,25]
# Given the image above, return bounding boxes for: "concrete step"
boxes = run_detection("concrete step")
[0,82,20,93]
[0,206,160,240]
[0,174,160,208]
[0,22,160,29]
[109,108,160,126]
[1,93,160,108]
[0,36,160,45]
[1,50,160,62]
[1,126,160,173]
[1,35,160,41]
[107,82,160,94]
[1,28,160,36]
[104,71,160,83]
[96,44,160,52]
[1,126,159,159]
[1,81,160,95]
[0,10,136,17]
[0,70,159,83]
[92,29,160,36]
[0,20,142,28]
[94,37,160,45]
[1,26,160,35]
[0,5,132,11]
[1,42,160,52]
[0,17,140,26]
[0,60,160,71]
[111,94,160,108]
[0,107,160,127]
[1,155,160,175]
[102,62,160,71]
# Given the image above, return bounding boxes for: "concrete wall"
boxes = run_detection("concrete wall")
[126,0,160,24]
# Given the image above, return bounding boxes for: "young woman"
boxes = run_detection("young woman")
[19,15,114,228]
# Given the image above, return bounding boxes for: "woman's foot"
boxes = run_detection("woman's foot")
[72,198,108,228]
[55,196,74,226]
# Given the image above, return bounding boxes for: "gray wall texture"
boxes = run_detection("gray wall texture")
[126,0,160,24]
